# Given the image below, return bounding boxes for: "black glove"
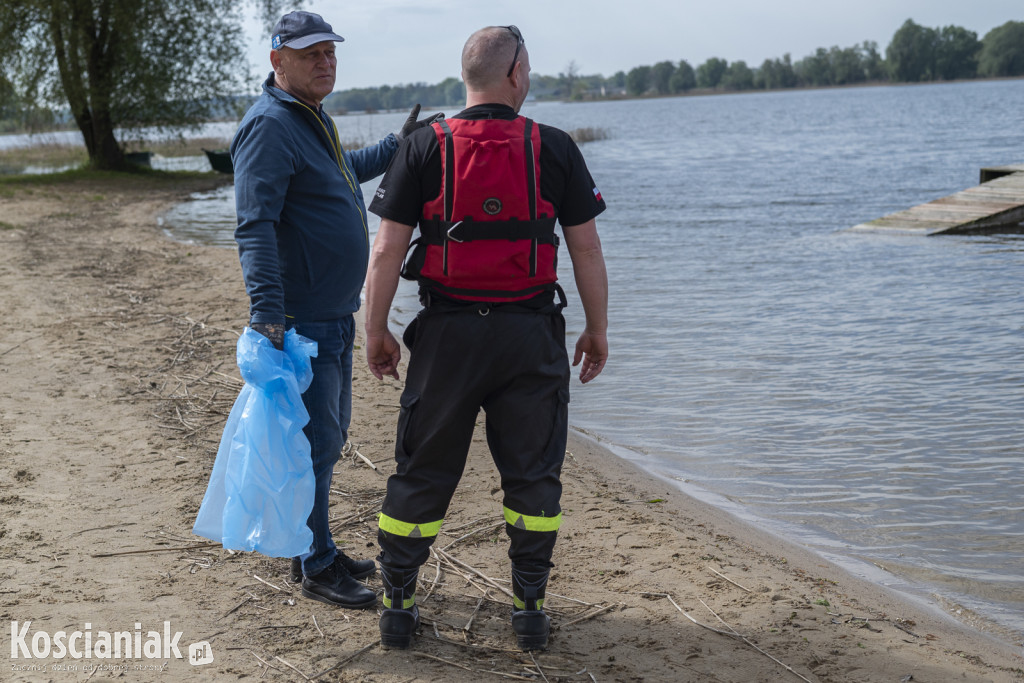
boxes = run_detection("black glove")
[397,104,444,141]
[250,322,284,350]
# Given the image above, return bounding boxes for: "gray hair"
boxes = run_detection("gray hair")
[462,27,520,89]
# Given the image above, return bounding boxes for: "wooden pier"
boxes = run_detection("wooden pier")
[847,164,1024,235]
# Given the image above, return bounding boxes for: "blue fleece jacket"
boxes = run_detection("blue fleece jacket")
[232,74,398,324]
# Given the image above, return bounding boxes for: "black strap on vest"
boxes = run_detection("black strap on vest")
[524,118,537,221]
[421,279,555,301]
[439,118,456,221]
[419,216,558,245]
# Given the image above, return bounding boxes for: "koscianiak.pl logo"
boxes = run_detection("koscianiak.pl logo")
[9,621,214,671]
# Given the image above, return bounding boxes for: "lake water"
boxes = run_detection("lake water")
[160,82,1023,644]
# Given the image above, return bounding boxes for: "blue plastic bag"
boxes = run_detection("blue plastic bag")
[193,328,318,557]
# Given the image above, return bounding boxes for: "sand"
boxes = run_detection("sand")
[1,174,1021,682]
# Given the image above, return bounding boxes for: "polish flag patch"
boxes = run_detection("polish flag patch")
[593,186,603,203]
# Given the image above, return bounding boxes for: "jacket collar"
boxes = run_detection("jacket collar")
[262,72,318,110]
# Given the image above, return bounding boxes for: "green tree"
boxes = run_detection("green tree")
[626,65,652,96]
[441,77,466,105]
[860,41,887,81]
[669,60,696,93]
[830,46,865,85]
[0,74,17,123]
[795,48,833,86]
[650,60,675,95]
[935,25,980,80]
[978,21,1024,77]
[887,18,938,82]
[696,57,728,89]
[722,61,754,90]
[559,60,581,99]
[0,0,294,170]
[755,54,797,89]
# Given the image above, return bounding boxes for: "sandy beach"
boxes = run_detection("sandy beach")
[1,173,1021,682]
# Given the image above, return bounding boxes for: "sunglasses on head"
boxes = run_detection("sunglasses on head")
[504,25,524,78]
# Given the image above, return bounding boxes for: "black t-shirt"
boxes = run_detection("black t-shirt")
[369,104,606,230]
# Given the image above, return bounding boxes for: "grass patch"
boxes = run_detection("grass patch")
[0,136,233,174]
[124,136,232,157]
[0,142,88,170]
[568,127,610,144]
[0,166,225,188]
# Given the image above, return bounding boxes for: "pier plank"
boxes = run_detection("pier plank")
[848,166,1024,235]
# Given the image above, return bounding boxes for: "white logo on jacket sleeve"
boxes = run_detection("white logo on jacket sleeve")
[375,188,386,200]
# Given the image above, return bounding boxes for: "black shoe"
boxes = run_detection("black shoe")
[301,560,377,609]
[337,552,377,581]
[511,609,551,651]
[380,604,420,650]
[291,553,376,583]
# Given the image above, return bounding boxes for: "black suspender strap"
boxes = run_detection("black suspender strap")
[439,119,455,222]
[522,118,539,276]
[523,118,537,221]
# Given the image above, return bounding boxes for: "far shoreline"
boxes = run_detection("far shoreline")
[3,75,1023,149]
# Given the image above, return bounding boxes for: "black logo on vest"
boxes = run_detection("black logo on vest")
[482,198,502,215]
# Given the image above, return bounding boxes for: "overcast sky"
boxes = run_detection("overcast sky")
[244,1,1022,91]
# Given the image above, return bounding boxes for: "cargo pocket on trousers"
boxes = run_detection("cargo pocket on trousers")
[394,392,420,470]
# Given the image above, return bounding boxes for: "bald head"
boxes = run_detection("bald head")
[462,26,521,90]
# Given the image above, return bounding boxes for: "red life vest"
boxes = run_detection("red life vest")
[402,116,559,302]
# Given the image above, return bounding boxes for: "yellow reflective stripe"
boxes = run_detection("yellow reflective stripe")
[383,593,416,609]
[377,513,443,538]
[513,596,545,610]
[503,506,562,532]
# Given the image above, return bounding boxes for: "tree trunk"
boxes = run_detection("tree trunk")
[49,0,126,170]
[88,112,124,170]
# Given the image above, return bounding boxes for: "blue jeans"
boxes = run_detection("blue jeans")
[288,317,354,576]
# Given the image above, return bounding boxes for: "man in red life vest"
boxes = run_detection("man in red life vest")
[364,25,609,651]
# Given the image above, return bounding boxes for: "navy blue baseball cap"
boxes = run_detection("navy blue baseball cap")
[271,11,344,50]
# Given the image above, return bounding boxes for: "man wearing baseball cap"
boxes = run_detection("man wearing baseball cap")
[230,11,439,609]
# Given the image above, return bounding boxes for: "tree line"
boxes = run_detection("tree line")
[322,18,1024,111]
[2,5,1022,169]
[614,19,1024,97]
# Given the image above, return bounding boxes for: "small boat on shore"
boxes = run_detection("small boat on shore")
[125,151,153,168]
[203,149,234,174]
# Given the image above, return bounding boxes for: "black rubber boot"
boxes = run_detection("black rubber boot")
[511,567,551,651]
[379,565,420,650]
